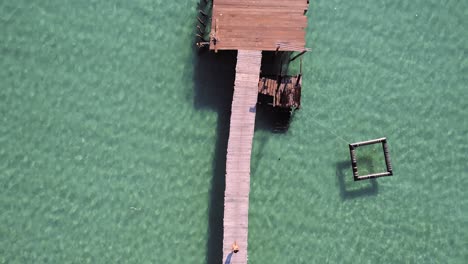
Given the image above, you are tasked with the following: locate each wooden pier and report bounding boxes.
[198,0,309,262]
[223,50,262,263]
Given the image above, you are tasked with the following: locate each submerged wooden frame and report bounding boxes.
[349,137,393,181]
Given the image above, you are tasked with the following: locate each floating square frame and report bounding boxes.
[349,137,393,181]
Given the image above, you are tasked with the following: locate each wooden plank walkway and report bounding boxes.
[210,0,309,51]
[223,50,262,264]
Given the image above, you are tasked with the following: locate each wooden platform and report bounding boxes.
[258,76,302,108]
[209,0,309,51]
[223,50,262,264]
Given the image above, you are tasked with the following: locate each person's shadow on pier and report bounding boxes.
[336,161,378,200]
[224,252,233,264]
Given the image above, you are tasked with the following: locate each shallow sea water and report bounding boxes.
[1,0,467,263]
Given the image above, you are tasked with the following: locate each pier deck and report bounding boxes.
[209,0,308,51]
[223,50,262,263]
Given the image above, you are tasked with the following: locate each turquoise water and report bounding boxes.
[1,0,467,263]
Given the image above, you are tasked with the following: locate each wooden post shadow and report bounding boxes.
[336,161,378,200]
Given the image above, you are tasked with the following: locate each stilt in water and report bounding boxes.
[196,42,210,49]
[199,9,208,17]
[197,16,206,27]
[289,50,307,62]
[195,33,205,41]
[197,25,204,34]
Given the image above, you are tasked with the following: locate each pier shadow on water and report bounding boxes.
[192,46,237,263]
[336,161,379,200]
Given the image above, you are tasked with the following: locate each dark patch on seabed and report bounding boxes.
[255,105,293,133]
[336,161,379,200]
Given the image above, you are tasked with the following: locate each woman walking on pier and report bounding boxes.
[232,241,239,253]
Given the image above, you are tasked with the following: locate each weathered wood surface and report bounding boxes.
[223,50,262,264]
[210,0,308,51]
[258,76,302,108]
